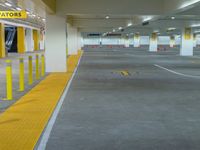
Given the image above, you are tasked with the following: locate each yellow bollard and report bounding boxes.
[28,56,33,85]
[41,54,45,77]
[4,60,13,100]
[19,58,24,91]
[35,54,40,80]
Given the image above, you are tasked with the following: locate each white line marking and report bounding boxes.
[37,56,83,150]
[154,64,200,79]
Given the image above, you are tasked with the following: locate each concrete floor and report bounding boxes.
[0,51,46,112]
[46,47,200,150]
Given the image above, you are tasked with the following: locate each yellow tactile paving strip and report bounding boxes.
[0,50,83,150]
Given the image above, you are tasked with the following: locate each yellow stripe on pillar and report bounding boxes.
[0,23,6,58]
[17,27,25,54]
[33,30,39,51]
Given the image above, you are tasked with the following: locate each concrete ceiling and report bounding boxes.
[0,0,46,28]
[1,0,200,35]
[55,0,200,36]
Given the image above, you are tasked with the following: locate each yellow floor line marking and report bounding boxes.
[112,70,130,76]
[0,50,83,150]
[120,70,130,76]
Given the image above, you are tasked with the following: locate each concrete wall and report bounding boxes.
[83,36,184,46]
[67,23,78,55]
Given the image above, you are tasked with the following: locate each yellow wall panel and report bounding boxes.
[0,23,5,58]
[17,27,25,54]
[33,30,39,51]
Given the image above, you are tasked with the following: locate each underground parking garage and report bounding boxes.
[1,0,200,150]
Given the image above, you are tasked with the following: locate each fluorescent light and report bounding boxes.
[171,16,175,20]
[168,27,176,31]
[153,30,159,33]
[105,15,110,19]
[42,18,46,21]
[191,24,200,27]
[143,16,152,22]
[16,7,22,11]
[127,23,132,27]
[118,27,122,30]
[180,0,200,9]
[113,29,116,32]
[5,2,12,7]
[0,3,5,6]
[194,30,200,33]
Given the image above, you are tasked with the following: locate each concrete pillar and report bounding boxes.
[0,23,6,58]
[40,30,45,50]
[77,32,82,50]
[67,23,78,55]
[125,37,130,48]
[17,27,26,54]
[180,28,193,56]
[193,34,197,48]
[149,33,158,52]
[170,36,175,48]
[26,28,34,52]
[45,14,67,72]
[134,33,140,47]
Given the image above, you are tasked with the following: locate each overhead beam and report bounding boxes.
[164,0,200,14]
[72,19,127,28]
[41,0,56,13]
[57,0,163,15]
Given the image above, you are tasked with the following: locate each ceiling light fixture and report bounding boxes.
[191,24,200,27]
[143,16,153,22]
[168,27,176,31]
[171,16,175,20]
[118,27,122,30]
[5,2,12,7]
[105,15,110,19]
[16,7,22,11]
[127,23,132,27]
[153,30,159,33]
[171,16,176,20]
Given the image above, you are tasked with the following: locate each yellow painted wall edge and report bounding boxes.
[33,29,40,51]
[17,27,25,54]
[0,23,5,58]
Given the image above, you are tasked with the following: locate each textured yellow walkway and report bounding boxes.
[0,50,83,150]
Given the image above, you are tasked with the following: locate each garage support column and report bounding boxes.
[180,28,193,56]
[45,14,67,72]
[67,23,78,55]
[17,27,26,54]
[149,33,158,52]
[124,37,130,48]
[170,36,175,48]
[0,23,5,58]
[193,34,197,48]
[134,33,140,47]
[77,32,82,50]
[26,28,34,52]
